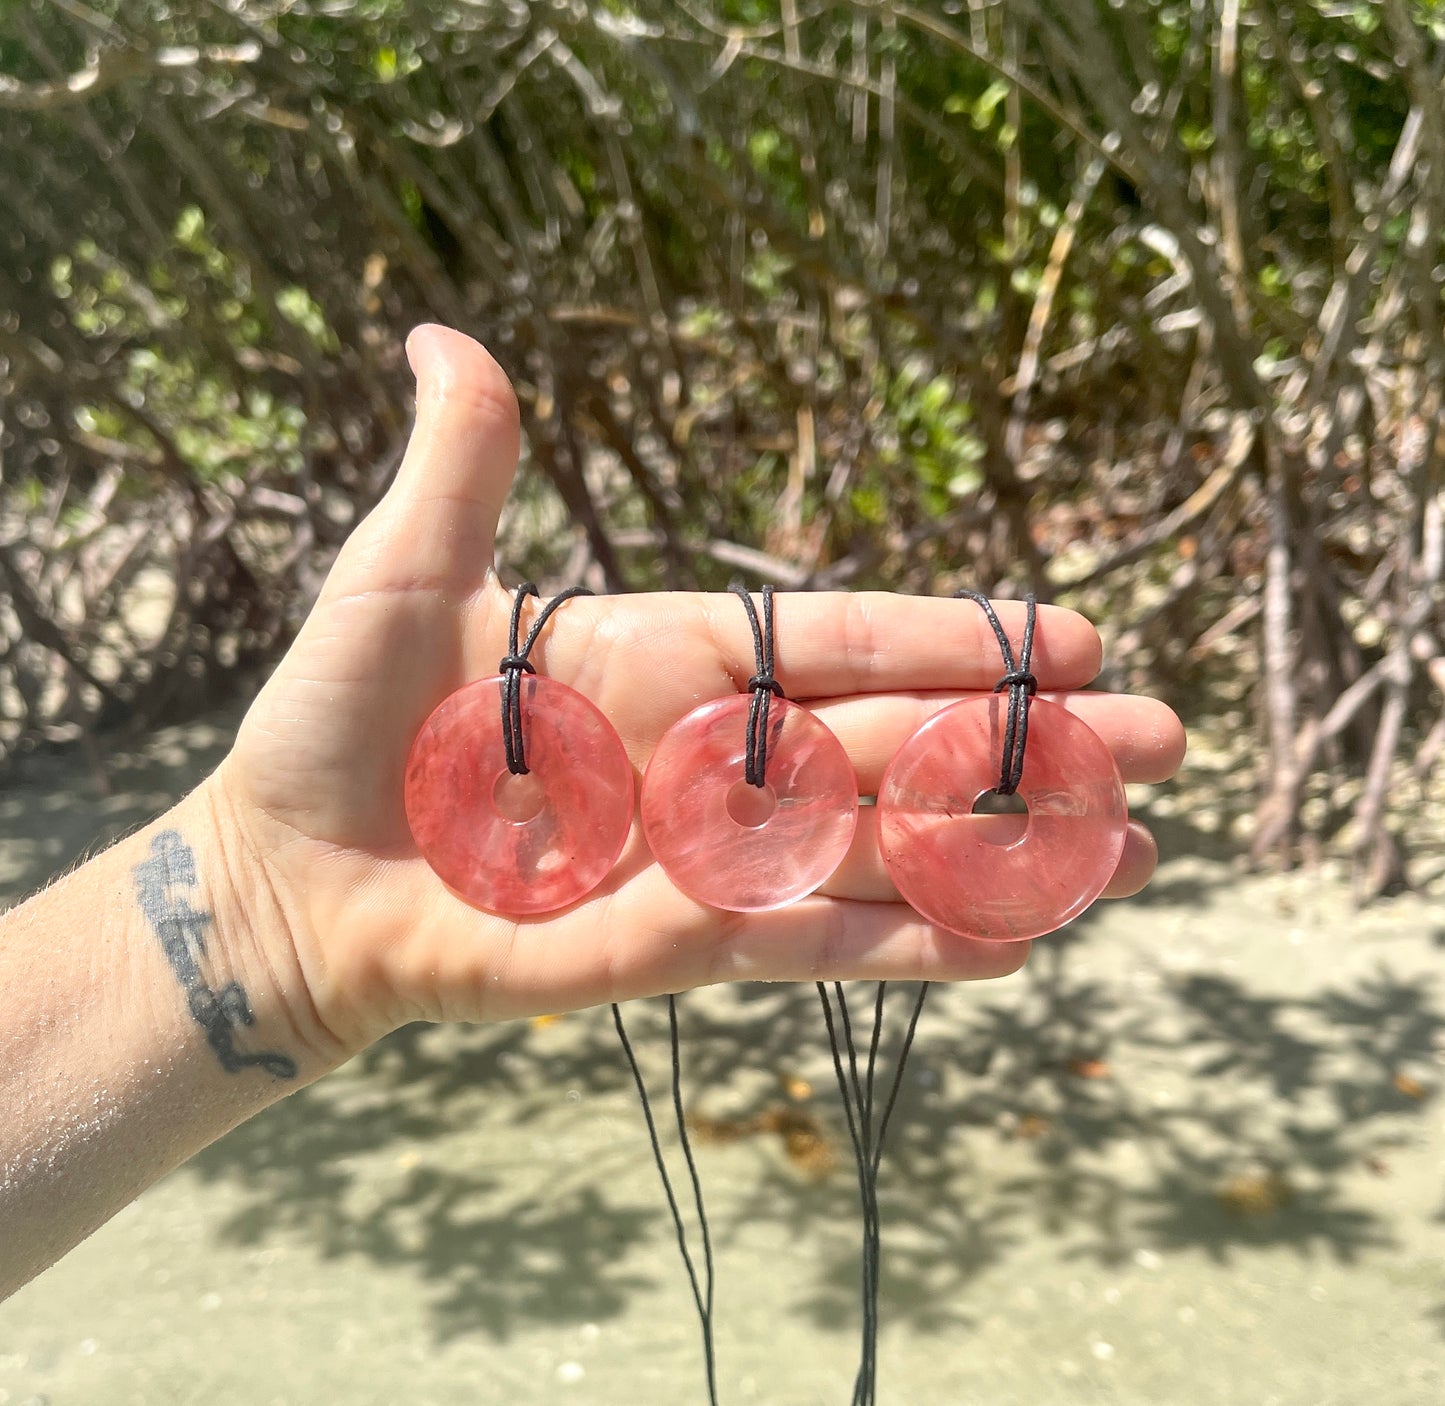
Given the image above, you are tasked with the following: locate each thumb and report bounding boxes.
[394,323,520,525]
[227,327,520,837]
[337,324,522,595]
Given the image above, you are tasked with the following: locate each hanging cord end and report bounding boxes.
[954,588,1038,796]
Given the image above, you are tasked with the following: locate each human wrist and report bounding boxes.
[0,778,340,1298]
[170,776,353,1079]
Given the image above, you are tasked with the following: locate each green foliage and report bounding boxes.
[876,361,983,517]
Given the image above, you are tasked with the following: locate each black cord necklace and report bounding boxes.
[822,589,1039,1404]
[616,587,1038,1403]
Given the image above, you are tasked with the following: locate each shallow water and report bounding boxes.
[2,707,1444,1404]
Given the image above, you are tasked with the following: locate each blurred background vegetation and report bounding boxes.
[2,0,1444,897]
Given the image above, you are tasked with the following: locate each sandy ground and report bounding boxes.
[2,700,1444,1405]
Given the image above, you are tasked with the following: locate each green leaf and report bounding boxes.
[973,78,1010,130]
[175,206,205,247]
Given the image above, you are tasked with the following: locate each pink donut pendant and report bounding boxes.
[642,694,858,912]
[878,696,1126,941]
[405,674,634,915]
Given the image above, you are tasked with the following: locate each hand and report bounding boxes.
[215,326,1185,1061]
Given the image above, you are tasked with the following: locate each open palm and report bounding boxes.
[218,326,1185,1058]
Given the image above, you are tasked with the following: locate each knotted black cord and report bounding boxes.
[611,1000,719,1406]
[820,591,1034,1404]
[499,583,593,775]
[952,589,1038,796]
[728,581,785,787]
[608,589,1035,1406]
[607,582,788,1405]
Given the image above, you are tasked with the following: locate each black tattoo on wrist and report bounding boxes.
[132,829,297,1081]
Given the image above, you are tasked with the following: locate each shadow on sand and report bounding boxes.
[4,722,1441,1348]
[184,905,1442,1345]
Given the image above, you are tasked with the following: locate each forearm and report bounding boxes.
[0,778,335,1299]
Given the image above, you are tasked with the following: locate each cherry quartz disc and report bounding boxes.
[404,675,634,916]
[878,696,1127,942]
[641,695,858,912]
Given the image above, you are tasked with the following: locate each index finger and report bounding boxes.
[538,591,1104,701]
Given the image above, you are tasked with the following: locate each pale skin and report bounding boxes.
[0,325,1186,1300]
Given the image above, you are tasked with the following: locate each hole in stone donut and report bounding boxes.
[726,779,778,828]
[970,789,1029,846]
[493,770,547,824]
